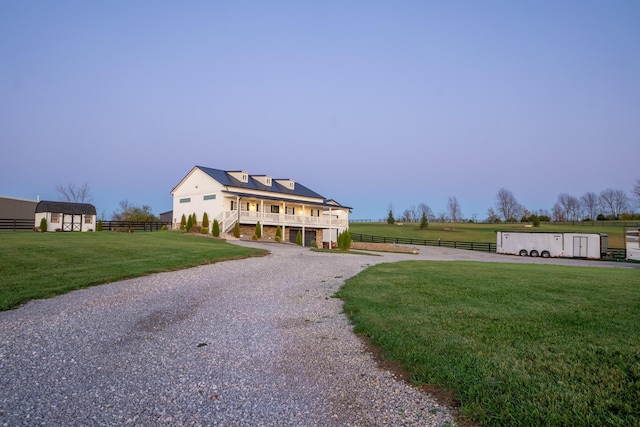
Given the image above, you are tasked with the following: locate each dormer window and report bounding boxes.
[228,171,249,183]
[254,175,273,187]
[275,179,295,190]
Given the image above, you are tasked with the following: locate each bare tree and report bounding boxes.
[580,192,600,220]
[447,196,462,223]
[56,182,92,203]
[400,208,412,222]
[552,202,566,222]
[486,207,500,223]
[112,200,158,221]
[633,179,640,208]
[495,188,523,221]
[599,189,629,219]
[556,193,582,221]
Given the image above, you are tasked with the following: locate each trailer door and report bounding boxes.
[573,236,588,257]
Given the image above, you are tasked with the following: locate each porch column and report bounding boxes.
[282,201,286,242]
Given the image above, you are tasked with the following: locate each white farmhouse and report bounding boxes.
[171,166,350,247]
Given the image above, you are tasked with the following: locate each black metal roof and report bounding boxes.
[196,166,326,199]
[35,201,97,215]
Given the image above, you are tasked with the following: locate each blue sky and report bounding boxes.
[1,1,638,220]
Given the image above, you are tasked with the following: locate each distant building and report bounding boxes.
[0,196,38,220]
[171,166,350,246]
[35,201,97,232]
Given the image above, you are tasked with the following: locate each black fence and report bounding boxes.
[0,218,34,230]
[99,221,170,231]
[351,232,628,261]
[0,219,170,232]
[351,232,496,252]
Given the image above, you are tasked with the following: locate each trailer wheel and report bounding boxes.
[530,250,539,257]
[519,249,528,256]
[541,251,550,258]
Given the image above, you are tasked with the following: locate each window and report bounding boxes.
[180,197,191,203]
[84,216,93,224]
[311,209,320,217]
[51,214,59,223]
[270,205,280,214]
[231,201,236,210]
[203,194,216,201]
[286,207,295,215]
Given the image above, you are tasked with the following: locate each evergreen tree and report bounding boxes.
[275,225,282,242]
[233,222,240,238]
[202,212,209,229]
[420,212,428,229]
[296,230,302,246]
[40,217,47,232]
[387,210,395,224]
[186,214,194,232]
[96,219,103,232]
[255,221,262,238]
[212,219,220,237]
[180,214,186,230]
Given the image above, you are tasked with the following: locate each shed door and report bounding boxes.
[63,214,82,231]
[573,237,588,257]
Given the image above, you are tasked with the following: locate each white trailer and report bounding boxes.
[626,228,640,261]
[496,231,607,259]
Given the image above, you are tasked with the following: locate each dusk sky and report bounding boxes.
[2,1,639,220]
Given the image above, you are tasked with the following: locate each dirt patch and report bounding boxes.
[351,242,419,254]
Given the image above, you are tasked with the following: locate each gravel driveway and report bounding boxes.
[0,242,634,426]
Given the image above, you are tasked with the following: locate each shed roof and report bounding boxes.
[35,201,97,215]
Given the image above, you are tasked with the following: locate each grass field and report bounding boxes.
[0,231,267,311]
[349,221,628,248]
[338,261,640,427]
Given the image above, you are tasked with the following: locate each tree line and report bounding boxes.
[388,179,640,224]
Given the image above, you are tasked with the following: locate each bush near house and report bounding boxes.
[337,229,352,251]
[180,214,186,230]
[212,219,220,237]
[202,212,209,229]
[275,225,282,241]
[233,222,240,238]
[39,217,47,232]
[255,221,262,238]
[296,230,302,246]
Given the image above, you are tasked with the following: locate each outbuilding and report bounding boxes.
[35,201,97,232]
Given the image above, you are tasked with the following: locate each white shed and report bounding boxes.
[35,201,97,232]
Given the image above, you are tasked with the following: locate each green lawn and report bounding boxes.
[349,221,627,248]
[0,231,267,311]
[338,261,640,427]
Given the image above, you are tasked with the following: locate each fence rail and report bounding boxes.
[350,232,628,261]
[351,233,496,252]
[0,218,34,230]
[99,221,170,231]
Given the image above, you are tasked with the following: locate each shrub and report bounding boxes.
[337,229,352,251]
[39,217,47,232]
[252,234,259,240]
[233,222,240,238]
[192,212,197,225]
[532,215,541,227]
[161,225,167,231]
[96,219,103,231]
[202,212,209,229]
[190,225,201,234]
[200,227,209,234]
[255,221,262,238]
[275,235,281,242]
[180,214,186,230]
[296,230,302,246]
[186,215,194,233]
[275,225,282,240]
[212,219,220,237]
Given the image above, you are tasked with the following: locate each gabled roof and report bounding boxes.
[191,166,327,199]
[35,201,97,215]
